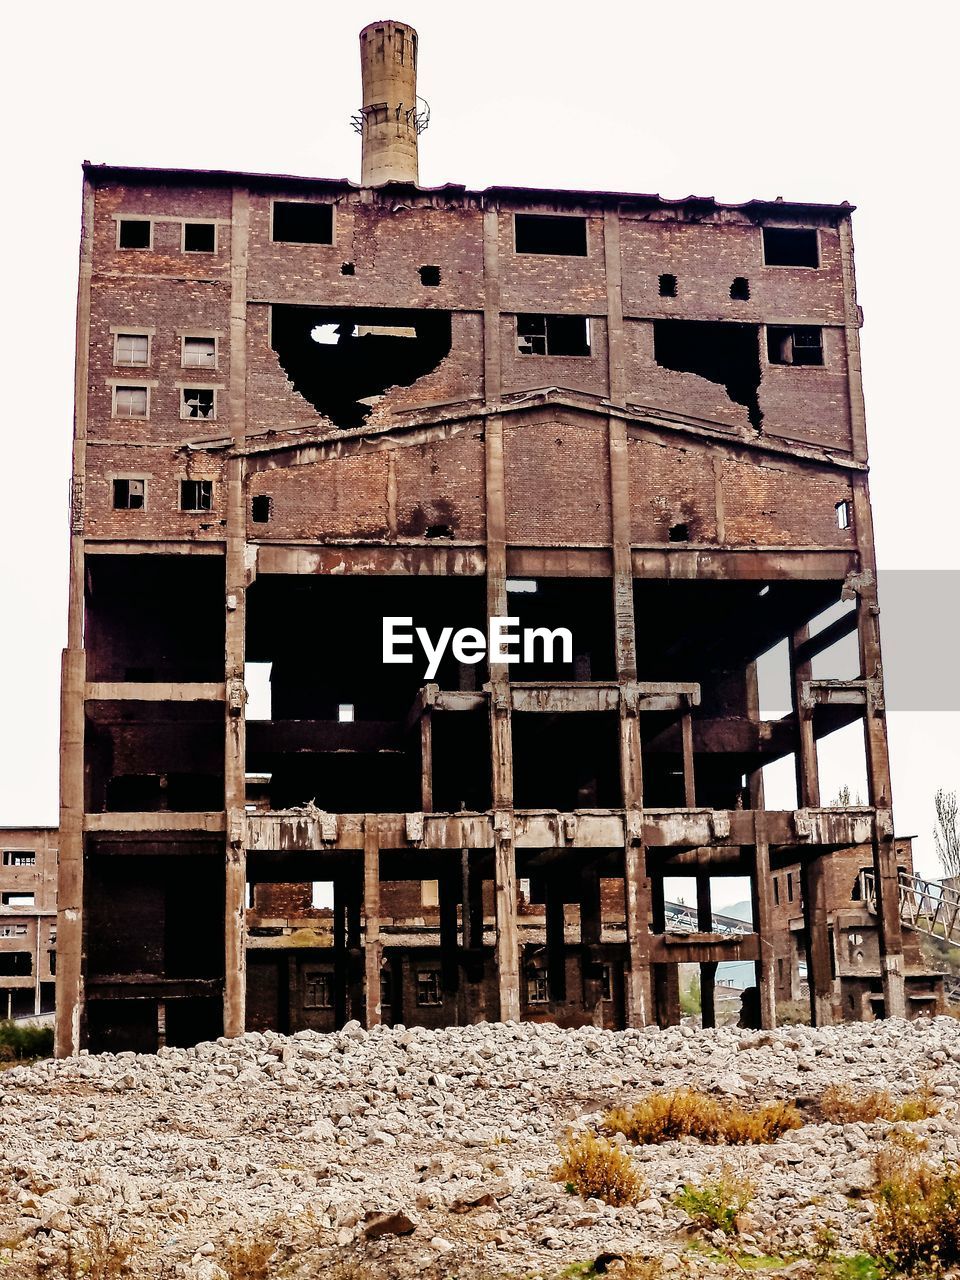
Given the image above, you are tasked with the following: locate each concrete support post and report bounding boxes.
[789,625,820,809]
[333,880,348,1027]
[696,872,716,1029]
[420,706,433,812]
[545,877,567,1002]
[363,818,381,1028]
[580,865,603,1021]
[55,648,86,1058]
[802,854,835,1025]
[751,832,778,1030]
[439,866,460,1000]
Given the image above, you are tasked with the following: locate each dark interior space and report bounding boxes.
[87,999,158,1055]
[653,319,763,429]
[514,213,588,256]
[762,226,819,268]
[512,712,620,809]
[271,304,452,428]
[85,555,225,682]
[501,578,615,681]
[430,711,491,811]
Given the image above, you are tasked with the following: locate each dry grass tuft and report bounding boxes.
[605,1088,802,1145]
[674,1168,755,1235]
[221,1236,280,1280]
[870,1139,960,1274]
[553,1130,646,1207]
[820,1082,940,1125]
[43,1228,135,1279]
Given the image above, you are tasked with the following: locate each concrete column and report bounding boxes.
[802,855,835,1025]
[439,866,460,999]
[751,832,777,1030]
[696,872,716,1029]
[580,866,603,1022]
[545,877,567,1003]
[333,880,348,1027]
[789,626,820,809]
[55,647,86,1057]
[363,818,381,1028]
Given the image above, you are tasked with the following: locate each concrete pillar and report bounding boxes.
[545,877,567,1003]
[580,866,603,1020]
[363,818,381,1028]
[439,866,460,1000]
[802,855,835,1025]
[696,873,716,1028]
[358,21,421,185]
[789,625,820,809]
[751,835,777,1030]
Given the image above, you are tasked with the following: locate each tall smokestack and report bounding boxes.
[356,20,426,186]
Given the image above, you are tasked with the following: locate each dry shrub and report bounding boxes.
[221,1237,278,1280]
[605,1088,801,1145]
[553,1130,646,1207]
[821,1083,940,1125]
[674,1167,754,1235]
[870,1140,960,1274]
[56,1228,133,1279]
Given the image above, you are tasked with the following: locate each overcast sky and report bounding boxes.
[0,1,956,891]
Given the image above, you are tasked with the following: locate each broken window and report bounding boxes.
[0,953,33,977]
[112,478,145,510]
[183,221,216,253]
[836,500,852,530]
[419,264,441,286]
[659,273,677,298]
[303,971,334,1009]
[117,218,151,249]
[0,923,28,937]
[767,325,823,366]
[251,495,272,524]
[114,386,148,418]
[180,479,213,512]
[527,973,549,1003]
[183,337,217,368]
[270,304,452,429]
[2,851,36,866]
[762,227,819,268]
[416,970,443,1006]
[514,213,588,256]
[653,320,763,429]
[517,314,591,357]
[272,201,334,245]
[181,387,216,419]
[730,277,750,300]
[115,333,150,366]
[1,892,35,907]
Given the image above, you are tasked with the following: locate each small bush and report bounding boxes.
[675,1168,754,1235]
[59,1227,133,1278]
[870,1144,960,1275]
[820,1083,939,1125]
[605,1089,802,1145]
[0,1018,54,1061]
[553,1130,646,1207]
[221,1237,278,1280]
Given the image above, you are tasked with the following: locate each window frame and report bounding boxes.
[111,476,147,511]
[415,969,443,1007]
[303,970,334,1009]
[113,329,153,367]
[180,335,219,371]
[270,198,336,246]
[115,217,154,251]
[761,226,820,269]
[181,220,218,254]
[177,384,220,421]
[110,381,153,420]
[513,212,589,257]
[2,850,36,866]
[516,313,592,358]
[765,324,825,368]
[179,478,215,513]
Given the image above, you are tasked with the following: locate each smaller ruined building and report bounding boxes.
[0,829,58,1021]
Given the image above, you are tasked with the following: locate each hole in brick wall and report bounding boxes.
[767,325,824,366]
[271,304,452,429]
[762,226,819,267]
[730,276,750,300]
[653,319,763,429]
[514,213,588,256]
[118,218,150,249]
[251,495,272,524]
[424,523,453,539]
[517,314,591,356]
[272,202,334,245]
[419,265,441,286]
[659,273,678,297]
[340,262,356,277]
[183,222,216,253]
[668,522,690,542]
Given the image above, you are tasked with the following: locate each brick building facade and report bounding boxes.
[0,828,58,1021]
[56,20,940,1055]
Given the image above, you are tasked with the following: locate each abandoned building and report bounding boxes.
[0,828,58,1022]
[55,20,943,1055]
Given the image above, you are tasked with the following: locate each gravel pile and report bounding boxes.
[3,1016,960,1277]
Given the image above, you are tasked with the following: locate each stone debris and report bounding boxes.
[1,1016,959,1276]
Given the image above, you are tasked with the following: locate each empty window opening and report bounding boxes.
[114,386,148,419]
[1,892,35,907]
[730,276,750,300]
[183,337,216,368]
[251,494,272,524]
[310,881,334,910]
[601,965,613,1001]
[272,201,334,245]
[112,478,145,510]
[245,662,272,720]
[836,500,852,530]
[424,523,453,539]
[181,388,216,419]
[421,879,439,908]
[506,578,538,594]
[527,973,549,1003]
[117,218,151,249]
[419,265,441,286]
[514,213,588,256]
[2,851,36,866]
[773,876,780,906]
[304,971,334,1008]
[49,950,56,974]
[659,273,678,298]
[767,325,823,366]
[340,262,355,275]
[416,969,443,1006]
[180,479,213,512]
[653,320,763,429]
[517,313,591,357]
[271,304,452,429]
[337,703,355,722]
[763,226,819,268]
[786,872,794,903]
[115,333,149,366]
[668,522,690,542]
[183,221,216,253]
[0,953,32,977]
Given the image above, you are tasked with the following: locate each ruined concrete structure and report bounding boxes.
[56,20,941,1055]
[1,828,58,1021]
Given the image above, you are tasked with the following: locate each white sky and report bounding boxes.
[0,1,957,895]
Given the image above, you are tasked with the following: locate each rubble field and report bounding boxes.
[3,1016,960,1278]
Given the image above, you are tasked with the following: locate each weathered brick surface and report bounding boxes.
[721,455,855,546]
[503,418,611,544]
[628,435,718,543]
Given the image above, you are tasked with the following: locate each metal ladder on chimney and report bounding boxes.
[859,868,960,1003]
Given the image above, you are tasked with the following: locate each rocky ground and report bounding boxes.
[3,1017,960,1278]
